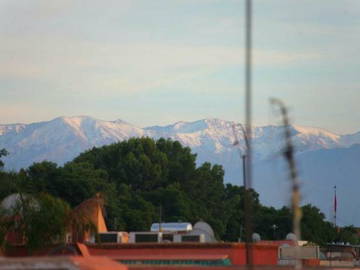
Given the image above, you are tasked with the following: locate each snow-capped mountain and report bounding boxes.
[0,116,358,172]
[147,119,346,154]
[0,116,144,170]
[0,123,26,136]
[1,116,360,225]
[340,131,360,146]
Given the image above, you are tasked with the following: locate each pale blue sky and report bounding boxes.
[1,0,359,134]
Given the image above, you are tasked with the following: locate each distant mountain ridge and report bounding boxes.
[1,115,359,172]
[1,116,360,225]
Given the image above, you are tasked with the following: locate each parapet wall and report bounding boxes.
[83,243,278,266]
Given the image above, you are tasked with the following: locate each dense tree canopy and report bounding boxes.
[0,192,70,252]
[0,138,358,246]
[0,148,8,170]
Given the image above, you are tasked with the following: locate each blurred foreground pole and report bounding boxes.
[271,98,302,269]
[244,0,253,266]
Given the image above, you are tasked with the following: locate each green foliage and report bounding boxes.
[0,171,19,201]
[0,207,11,248]
[0,193,70,252]
[24,161,113,207]
[222,184,243,241]
[22,193,71,251]
[222,184,262,241]
[0,138,351,245]
[142,183,193,223]
[336,226,360,244]
[0,148,9,170]
[73,138,197,191]
[254,206,292,240]
[253,204,338,245]
[71,138,226,234]
[301,204,336,245]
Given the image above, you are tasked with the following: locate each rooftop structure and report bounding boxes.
[150,223,192,232]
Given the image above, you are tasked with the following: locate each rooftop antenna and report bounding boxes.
[270,98,302,269]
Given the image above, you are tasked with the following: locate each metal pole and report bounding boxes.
[242,155,246,188]
[159,205,162,232]
[245,0,252,186]
[231,124,249,247]
[244,0,253,266]
[334,186,337,228]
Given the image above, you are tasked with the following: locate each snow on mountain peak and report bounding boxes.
[172,121,189,130]
[56,116,93,140]
[1,115,359,172]
[292,125,340,140]
[0,124,26,136]
[203,118,233,126]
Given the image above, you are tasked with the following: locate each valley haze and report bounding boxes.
[1,116,360,226]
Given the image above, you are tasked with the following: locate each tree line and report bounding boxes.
[0,138,358,250]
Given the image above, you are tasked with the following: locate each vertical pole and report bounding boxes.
[240,224,243,242]
[245,0,252,185]
[159,205,162,232]
[334,186,337,228]
[242,155,246,188]
[244,0,253,266]
[232,124,249,247]
[270,99,302,269]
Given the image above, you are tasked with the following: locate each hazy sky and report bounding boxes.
[1,0,359,134]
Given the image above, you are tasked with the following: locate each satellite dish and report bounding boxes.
[193,221,215,238]
[286,233,297,241]
[252,233,261,242]
[192,221,217,242]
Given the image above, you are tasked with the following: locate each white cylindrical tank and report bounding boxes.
[150,222,192,232]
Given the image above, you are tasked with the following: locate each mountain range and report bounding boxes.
[1,116,359,226]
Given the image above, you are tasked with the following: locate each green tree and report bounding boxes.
[0,193,70,252]
[70,138,199,232]
[336,226,359,244]
[301,204,336,245]
[1,137,347,244]
[222,184,243,241]
[25,161,112,207]
[121,193,156,231]
[254,206,291,240]
[73,138,197,192]
[24,193,70,251]
[0,172,18,201]
[180,163,227,238]
[0,148,8,170]
[0,207,11,249]
[222,184,261,241]
[22,162,59,193]
[143,183,193,223]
